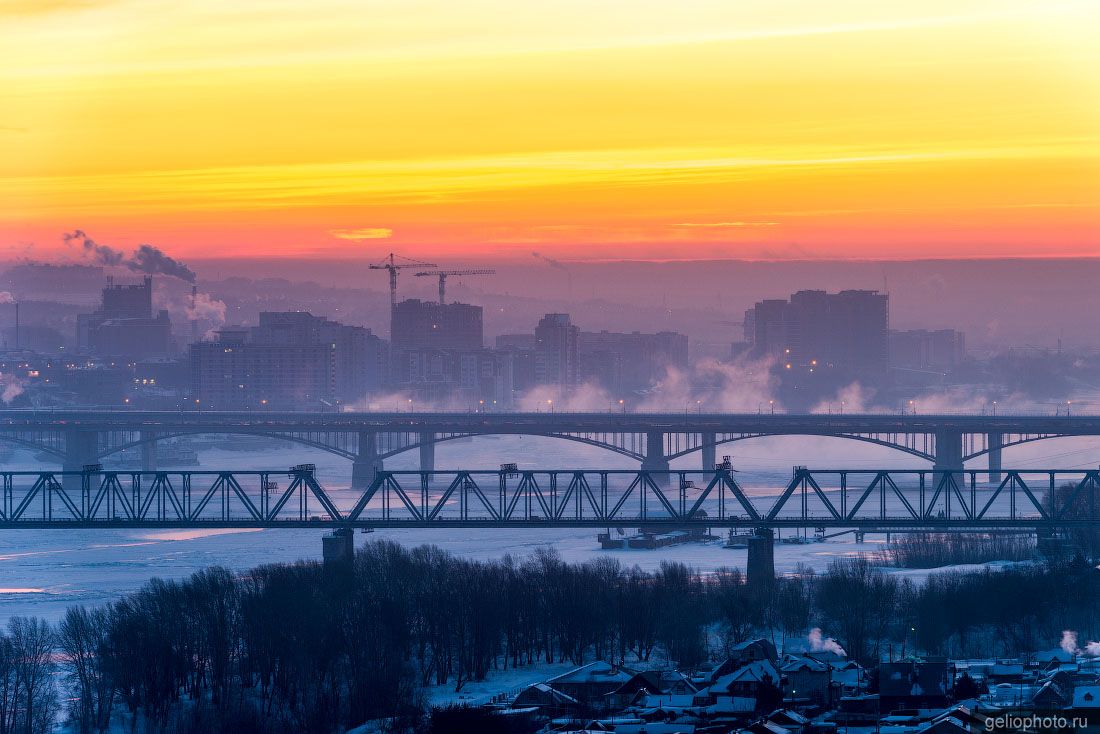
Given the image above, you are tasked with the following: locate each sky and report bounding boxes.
[2,0,1099,262]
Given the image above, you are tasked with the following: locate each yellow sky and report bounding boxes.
[2,0,1099,260]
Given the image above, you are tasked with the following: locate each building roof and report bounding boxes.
[549,661,635,687]
[1073,685,1100,709]
[711,661,781,694]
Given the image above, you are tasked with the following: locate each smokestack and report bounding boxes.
[190,285,198,345]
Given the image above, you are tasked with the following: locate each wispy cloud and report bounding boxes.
[328,227,393,241]
[671,221,779,228]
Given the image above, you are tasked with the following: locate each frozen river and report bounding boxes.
[2,430,1098,622]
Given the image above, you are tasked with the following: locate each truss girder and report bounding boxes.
[3,467,1100,529]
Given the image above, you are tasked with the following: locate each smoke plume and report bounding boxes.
[0,292,13,304]
[808,628,846,656]
[63,230,196,282]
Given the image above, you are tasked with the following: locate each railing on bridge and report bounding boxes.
[2,466,1100,529]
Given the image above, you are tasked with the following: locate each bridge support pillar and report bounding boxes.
[988,432,1003,484]
[933,429,964,477]
[322,528,355,579]
[701,432,716,470]
[63,429,98,493]
[641,430,670,487]
[419,432,435,473]
[747,527,775,591]
[140,431,158,472]
[352,431,382,489]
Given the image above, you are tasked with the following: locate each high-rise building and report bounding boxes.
[534,313,578,395]
[577,330,689,395]
[77,276,174,358]
[189,311,386,410]
[890,329,966,371]
[391,299,483,353]
[745,289,889,376]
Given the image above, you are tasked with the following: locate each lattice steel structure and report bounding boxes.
[3,466,1099,529]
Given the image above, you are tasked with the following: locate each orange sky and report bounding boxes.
[2,0,1099,261]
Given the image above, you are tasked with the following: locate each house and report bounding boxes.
[713,640,780,680]
[1071,684,1100,716]
[878,660,950,713]
[766,708,811,732]
[737,721,788,734]
[607,670,698,709]
[512,682,580,715]
[780,655,832,705]
[701,660,784,715]
[547,661,636,710]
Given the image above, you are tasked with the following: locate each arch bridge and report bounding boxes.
[0,410,1092,488]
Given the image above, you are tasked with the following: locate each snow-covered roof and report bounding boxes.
[549,661,635,686]
[705,696,757,715]
[1074,685,1100,709]
[712,660,780,691]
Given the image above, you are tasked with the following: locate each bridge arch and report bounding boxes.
[0,435,65,460]
[97,428,648,465]
[666,432,935,463]
[378,432,644,462]
[97,429,358,461]
[962,433,1073,462]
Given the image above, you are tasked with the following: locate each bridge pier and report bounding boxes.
[419,432,435,473]
[747,527,775,591]
[641,430,670,487]
[701,432,716,470]
[988,432,1003,483]
[140,431,158,472]
[352,431,383,489]
[933,429,964,477]
[63,429,98,493]
[322,528,355,579]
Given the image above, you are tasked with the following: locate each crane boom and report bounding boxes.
[369,253,437,308]
[414,269,495,304]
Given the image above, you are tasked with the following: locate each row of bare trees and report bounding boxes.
[4,541,1099,733]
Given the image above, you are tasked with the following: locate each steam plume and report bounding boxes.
[808,628,846,656]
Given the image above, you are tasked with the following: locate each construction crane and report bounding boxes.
[369,253,437,308]
[414,269,495,304]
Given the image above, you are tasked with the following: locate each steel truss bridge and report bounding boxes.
[3,466,1099,530]
[3,410,1100,487]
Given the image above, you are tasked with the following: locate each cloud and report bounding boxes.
[329,228,393,241]
[670,221,779,228]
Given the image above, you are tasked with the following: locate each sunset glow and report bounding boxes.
[3,0,1099,260]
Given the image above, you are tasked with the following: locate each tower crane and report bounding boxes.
[414,269,495,304]
[369,253,437,308]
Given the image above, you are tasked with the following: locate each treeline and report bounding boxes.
[876,532,1035,568]
[2,543,1100,733]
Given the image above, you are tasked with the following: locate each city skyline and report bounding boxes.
[3,0,1099,261]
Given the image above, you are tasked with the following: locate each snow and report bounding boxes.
[423,661,580,707]
[0,431,1076,623]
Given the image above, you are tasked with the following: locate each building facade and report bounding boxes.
[189,311,386,410]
